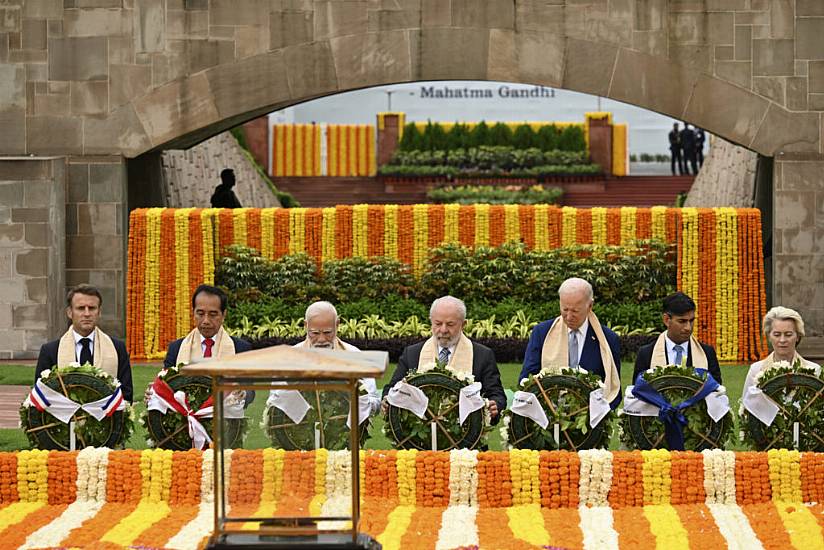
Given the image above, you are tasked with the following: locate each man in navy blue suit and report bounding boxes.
[163,284,253,405]
[519,278,622,407]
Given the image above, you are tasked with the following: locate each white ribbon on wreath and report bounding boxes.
[25,379,126,424]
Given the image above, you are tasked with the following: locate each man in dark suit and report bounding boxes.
[163,284,253,405]
[382,296,506,423]
[36,284,133,402]
[519,277,622,407]
[632,291,722,384]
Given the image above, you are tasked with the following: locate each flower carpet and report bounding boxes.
[0,448,821,549]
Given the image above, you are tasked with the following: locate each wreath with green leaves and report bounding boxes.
[20,363,134,450]
[385,364,490,450]
[263,383,371,450]
[619,364,732,451]
[740,359,824,451]
[503,368,613,450]
[141,365,248,450]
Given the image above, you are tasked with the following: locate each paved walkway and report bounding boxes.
[0,386,30,429]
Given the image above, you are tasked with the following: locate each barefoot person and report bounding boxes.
[35,284,133,402]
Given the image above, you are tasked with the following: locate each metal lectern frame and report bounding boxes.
[181,345,387,547]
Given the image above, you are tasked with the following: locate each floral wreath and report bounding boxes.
[619,364,732,451]
[263,381,372,450]
[502,366,613,451]
[740,359,824,451]
[20,362,135,450]
[385,362,491,451]
[140,364,248,450]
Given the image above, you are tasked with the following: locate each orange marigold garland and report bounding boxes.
[0,452,18,503]
[106,450,143,504]
[335,206,354,260]
[636,207,652,240]
[246,208,262,253]
[397,206,415,266]
[158,210,177,350]
[274,209,290,258]
[47,451,78,505]
[800,452,824,504]
[218,209,234,254]
[305,209,323,262]
[476,451,511,508]
[458,205,475,247]
[669,451,705,505]
[489,205,506,247]
[428,204,445,249]
[547,206,562,249]
[608,450,644,508]
[577,208,593,244]
[539,450,580,509]
[735,452,771,505]
[606,208,621,245]
[367,205,385,257]
[126,210,146,360]
[519,205,535,248]
[415,451,450,508]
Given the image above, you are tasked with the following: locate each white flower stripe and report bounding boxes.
[435,505,478,550]
[578,505,619,550]
[707,503,764,550]
[20,500,104,549]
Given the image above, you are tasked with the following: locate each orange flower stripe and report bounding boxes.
[127,207,766,362]
[415,451,450,507]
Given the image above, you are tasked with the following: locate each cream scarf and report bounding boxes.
[753,351,811,377]
[540,313,620,402]
[650,332,708,370]
[56,327,119,378]
[173,326,236,365]
[417,333,474,374]
[293,337,359,352]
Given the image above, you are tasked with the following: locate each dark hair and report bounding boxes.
[192,284,228,312]
[663,291,696,316]
[66,284,103,308]
[220,168,235,183]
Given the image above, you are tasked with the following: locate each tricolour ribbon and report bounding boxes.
[630,368,724,451]
[27,379,126,424]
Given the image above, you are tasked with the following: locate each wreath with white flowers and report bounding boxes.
[263,382,371,450]
[740,359,824,451]
[20,363,134,450]
[385,363,490,451]
[503,367,613,451]
[620,364,732,451]
[141,365,248,450]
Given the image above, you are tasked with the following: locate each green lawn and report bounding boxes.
[1,362,749,452]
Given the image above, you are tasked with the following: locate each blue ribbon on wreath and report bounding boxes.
[631,368,720,451]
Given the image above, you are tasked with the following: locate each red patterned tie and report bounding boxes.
[204,337,214,358]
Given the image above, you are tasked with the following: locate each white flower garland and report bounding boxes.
[499,414,512,450]
[201,448,214,503]
[325,450,352,499]
[578,449,613,507]
[707,503,764,550]
[435,505,479,550]
[165,501,214,550]
[448,449,478,507]
[578,505,620,550]
[75,447,109,502]
[20,500,103,549]
[702,449,736,504]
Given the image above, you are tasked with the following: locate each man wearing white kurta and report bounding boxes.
[267,301,382,417]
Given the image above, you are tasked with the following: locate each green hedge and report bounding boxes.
[399,122,586,152]
[427,185,563,205]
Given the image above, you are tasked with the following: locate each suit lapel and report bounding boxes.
[578,325,598,374]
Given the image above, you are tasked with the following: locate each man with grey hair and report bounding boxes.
[285,301,381,416]
[520,277,622,407]
[383,296,506,422]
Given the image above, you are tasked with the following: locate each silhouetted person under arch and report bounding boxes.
[211,168,242,208]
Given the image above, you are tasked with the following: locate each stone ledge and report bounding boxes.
[798,336,824,361]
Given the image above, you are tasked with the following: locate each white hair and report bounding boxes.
[305,301,338,323]
[762,306,805,342]
[558,277,594,302]
[430,295,466,321]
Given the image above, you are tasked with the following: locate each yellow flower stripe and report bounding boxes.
[174,209,191,337]
[651,206,668,241]
[504,204,520,243]
[232,208,248,246]
[396,449,417,505]
[561,206,577,246]
[533,204,549,251]
[260,208,275,259]
[140,448,173,503]
[775,501,824,550]
[509,449,541,505]
[642,449,672,505]
[507,503,551,546]
[680,208,699,300]
[612,123,628,176]
[768,449,802,503]
[716,208,739,361]
[620,206,637,245]
[144,208,163,358]
[412,204,429,275]
[642,504,690,550]
[367,126,377,176]
[321,207,336,262]
[309,448,329,517]
[383,205,399,260]
[0,502,45,528]
[100,501,171,545]
[16,449,49,502]
[289,208,306,254]
[241,449,285,530]
[200,208,217,284]
[475,204,490,246]
[591,207,607,245]
[376,505,415,550]
[353,204,369,258]
[444,204,460,243]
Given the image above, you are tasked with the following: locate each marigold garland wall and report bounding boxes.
[126,206,768,361]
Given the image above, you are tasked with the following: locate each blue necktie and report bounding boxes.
[438,347,450,365]
[673,344,684,366]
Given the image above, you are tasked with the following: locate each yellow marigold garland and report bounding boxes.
[309,449,328,516]
[642,504,689,550]
[200,209,217,284]
[444,204,460,243]
[383,205,399,261]
[504,204,520,243]
[396,449,417,506]
[16,449,48,503]
[651,206,668,241]
[715,208,739,361]
[591,207,607,245]
[561,206,577,247]
[232,208,248,247]
[320,207,336,262]
[352,204,369,258]
[173,209,192,337]
[260,208,275,259]
[412,204,429,275]
[680,208,699,301]
[767,449,802,503]
[620,206,637,246]
[509,449,541,506]
[474,204,490,246]
[642,449,672,505]
[289,208,306,254]
[533,204,549,250]
[144,208,163,358]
